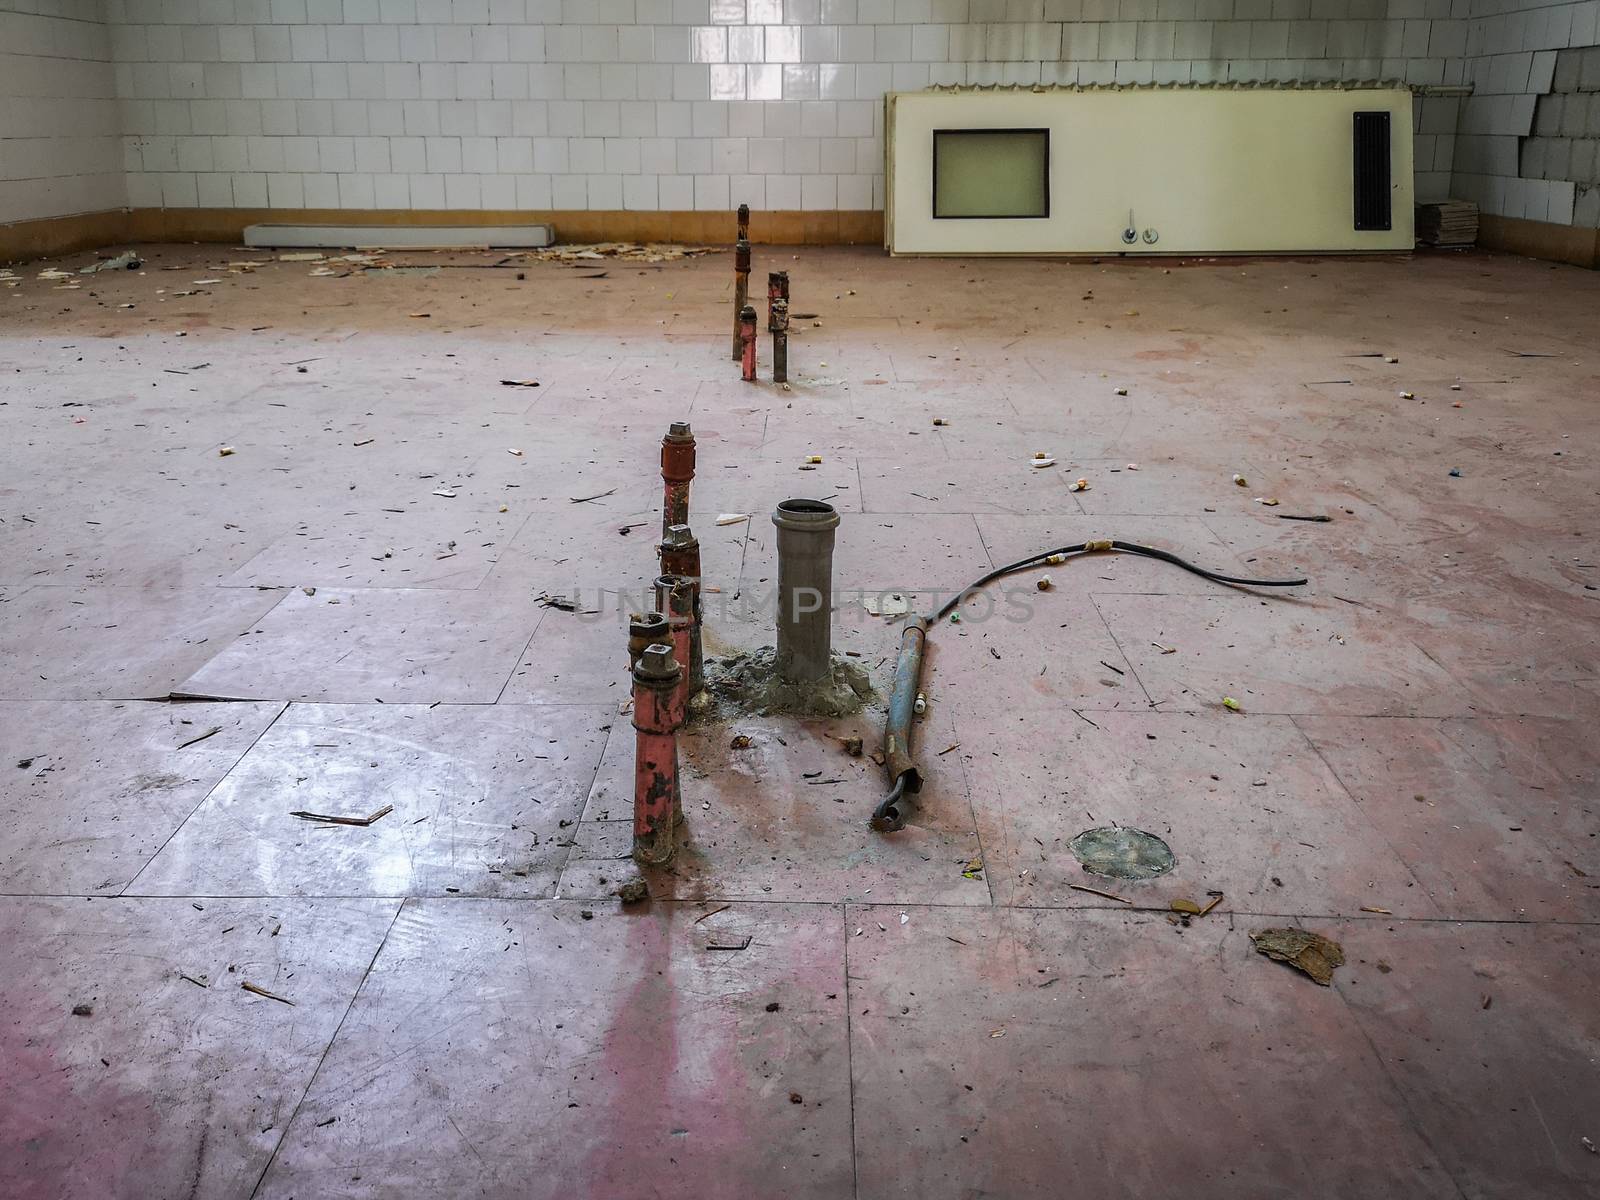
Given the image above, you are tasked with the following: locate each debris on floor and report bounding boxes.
[615,878,649,905]
[1068,827,1176,881]
[862,591,910,617]
[240,981,296,1005]
[80,251,142,274]
[289,805,394,827]
[527,243,716,263]
[1250,928,1346,986]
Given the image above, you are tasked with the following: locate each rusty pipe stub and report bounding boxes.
[737,203,749,240]
[628,610,670,673]
[659,524,701,581]
[631,642,682,865]
[731,240,752,361]
[660,525,704,695]
[772,498,840,685]
[654,573,695,718]
[739,304,759,382]
[661,421,695,536]
[771,300,789,384]
[661,421,695,481]
[766,271,789,330]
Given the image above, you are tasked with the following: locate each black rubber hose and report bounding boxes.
[932,539,1306,622]
[877,541,1308,833]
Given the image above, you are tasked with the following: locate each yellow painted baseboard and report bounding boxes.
[1,207,886,262]
[9,206,1592,269]
[0,209,132,262]
[1477,213,1599,269]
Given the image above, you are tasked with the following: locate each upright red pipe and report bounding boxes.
[731,237,752,361]
[660,421,695,539]
[766,270,789,330]
[655,574,694,728]
[739,304,758,382]
[631,642,682,865]
[660,525,704,697]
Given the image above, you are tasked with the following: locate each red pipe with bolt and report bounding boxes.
[660,524,704,697]
[660,421,695,538]
[631,642,682,865]
[654,574,695,726]
[628,610,670,673]
[739,304,758,382]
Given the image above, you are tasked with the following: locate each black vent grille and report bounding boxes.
[1352,111,1392,232]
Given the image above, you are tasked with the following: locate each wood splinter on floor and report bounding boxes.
[241,981,295,1005]
[289,804,394,826]
[1068,883,1132,904]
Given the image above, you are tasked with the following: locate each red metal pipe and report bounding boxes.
[654,574,694,726]
[660,525,703,696]
[731,237,751,361]
[739,304,758,382]
[628,610,669,673]
[771,298,788,384]
[660,421,695,538]
[631,642,682,865]
[766,270,788,331]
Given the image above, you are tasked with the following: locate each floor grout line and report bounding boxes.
[116,700,292,899]
[841,902,861,1200]
[247,901,406,1200]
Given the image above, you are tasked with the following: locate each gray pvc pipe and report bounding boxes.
[772,498,839,683]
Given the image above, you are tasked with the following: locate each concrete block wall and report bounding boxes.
[1454,0,1600,225]
[104,0,1474,218]
[0,0,126,225]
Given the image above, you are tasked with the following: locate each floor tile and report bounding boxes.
[0,895,399,1200]
[961,709,1433,915]
[1098,592,1470,717]
[0,700,283,895]
[130,703,610,899]
[254,899,854,1200]
[846,905,1458,1200]
[1296,716,1600,920]
[1332,919,1600,1200]
[174,587,538,704]
[224,505,532,590]
[0,585,286,701]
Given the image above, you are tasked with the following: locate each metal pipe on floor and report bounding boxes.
[631,642,682,865]
[871,616,928,832]
[731,237,752,361]
[737,202,749,243]
[739,304,758,382]
[771,498,839,684]
[660,524,704,696]
[628,610,670,673]
[660,421,695,538]
[771,297,788,384]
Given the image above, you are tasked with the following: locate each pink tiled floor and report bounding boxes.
[2,243,1597,1198]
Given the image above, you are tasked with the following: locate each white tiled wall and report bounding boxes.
[15,0,1594,232]
[105,0,1475,217]
[0,0,126,225]
[1453,0,1600,225]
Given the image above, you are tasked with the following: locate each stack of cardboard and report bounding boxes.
[1415,199,1479,248]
